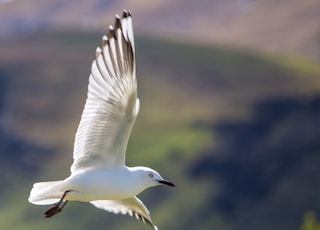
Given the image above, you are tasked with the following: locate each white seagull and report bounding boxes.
[28,9,174,230]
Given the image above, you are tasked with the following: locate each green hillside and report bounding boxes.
[0,31,320,230]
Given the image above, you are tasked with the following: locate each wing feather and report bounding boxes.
[71,10,138,173]
[90,197,158,230]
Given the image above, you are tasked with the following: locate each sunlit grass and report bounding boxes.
[128,124,213,166]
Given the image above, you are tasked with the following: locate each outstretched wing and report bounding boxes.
[71,10,139,173]
[90,197,158,230]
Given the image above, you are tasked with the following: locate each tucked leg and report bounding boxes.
[44,190,70,218]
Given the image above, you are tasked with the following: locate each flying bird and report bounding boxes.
[28,9,175,230]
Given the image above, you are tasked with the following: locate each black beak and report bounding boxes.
[157,180,175,187]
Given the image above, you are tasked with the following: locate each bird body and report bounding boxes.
[28,10,174,230]
[30,167,160,203]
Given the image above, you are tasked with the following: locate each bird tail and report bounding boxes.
[28,180,64,205]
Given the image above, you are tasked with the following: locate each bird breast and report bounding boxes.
[64,168,144,201]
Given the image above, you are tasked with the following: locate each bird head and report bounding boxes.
[134,167,175,188]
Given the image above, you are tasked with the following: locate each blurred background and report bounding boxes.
[0,0,320,229]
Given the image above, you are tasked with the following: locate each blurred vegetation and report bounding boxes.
[301,212,320,230]
[0,31,319,230]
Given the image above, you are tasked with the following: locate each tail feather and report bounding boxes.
[28,180,64,205]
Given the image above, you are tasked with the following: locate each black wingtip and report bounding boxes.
[114,15,121,30]
[122,9,131,18]
[108,26,115,39]
[101,35,108,47]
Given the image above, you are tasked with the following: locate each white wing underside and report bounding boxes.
[90,197,158,230]
[71,11,139,173]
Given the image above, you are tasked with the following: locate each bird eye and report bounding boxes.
[148,173,154,178]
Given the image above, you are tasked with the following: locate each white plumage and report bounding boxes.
[28,10,174,230]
